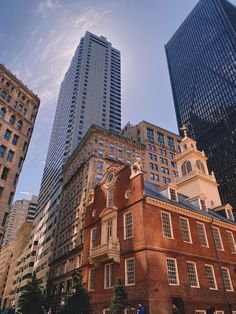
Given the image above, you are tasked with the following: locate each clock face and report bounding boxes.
[107,172,114,184]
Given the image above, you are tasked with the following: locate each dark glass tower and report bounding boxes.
[165,0,236,208]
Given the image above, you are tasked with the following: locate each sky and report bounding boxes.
[1,0,235,201]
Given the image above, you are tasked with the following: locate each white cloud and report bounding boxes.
[74,8,111,31]
[20,191,32,199]
[36,0,62,14]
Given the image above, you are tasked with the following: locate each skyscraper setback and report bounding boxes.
[32,32,121,287]
[165,0,236,208]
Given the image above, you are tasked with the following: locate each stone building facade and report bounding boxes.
[122,121,182,185]
[81,134,236,314]
[0,64,40,245]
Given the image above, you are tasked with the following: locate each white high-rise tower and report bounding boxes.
[32,32,121,287]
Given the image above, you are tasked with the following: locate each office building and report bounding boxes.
[165,0,236,208]
[0,64,40,245]
[82,133,236,314]
[32,32,121,288]
[1,196,37,247]
[122,121,182,185]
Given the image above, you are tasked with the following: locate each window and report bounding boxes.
[1,90,6,99]
[1,167,9,180]
[157,132,164,146]
[8,192,14,205]
[195,311,206,314]
[125,258,135,285]
[161,211,173,239]
[6,150,14,162]
[97,161,103,171]
[88,268,96,290]
[106,220,113,242]
[169,188,177,201]
[104,263,114,288]
[98,151,104,158]
[0,107,6,118]
[13,174,19,187]
[9,115,15,125]
[16,120,22,130]
[147,128,154,143]
[225,208,234,221]
[197,222,209,247]
[167,137,174,150]
[12,135,19,145]
[226,231,236,253]
[166,258,179,285]
[221,267,233,291]
[187,261,199,287]
[0,145,6,157]
[200,199,207,210]
[180,217,192,243]
[124,212,133,239]
[181,161,192,176]
[4,129,11,140]
[107,189,114,207]
[212,227,224,251]
[196,160,205,173]
[205,265,217,289]
[90,228,97,249]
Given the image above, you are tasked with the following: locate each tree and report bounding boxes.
[18,272,45,314]
[110,279,129,314]
[59,272,92,314]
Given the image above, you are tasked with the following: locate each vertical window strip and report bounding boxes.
[161,211,173,239]
[125,258,135,285]
[107,188,114,207]
[205,265,217,290]
[212,227,224,251]
[221,267,233,291]
[90,228,97,249]
[88,268,96,290]
[166,258,179,285]
[124,212,133,239]
[104,263,114,288]
[226,231,236,253]
[187,261,199,287]
[197,222,209,247]
[180,217,192,243]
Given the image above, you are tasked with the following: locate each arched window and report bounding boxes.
[9,115,15,125]
[17,120,23,130]
[0,107,6,118]
[196,160,205,174]
[183,144,187,151]
[181,161,192,176]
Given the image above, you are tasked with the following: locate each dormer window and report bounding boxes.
[226,208,234,221]
[199,199,207,211]
[169,188,177,201]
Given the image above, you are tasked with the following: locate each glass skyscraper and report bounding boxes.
[165,0,236,208]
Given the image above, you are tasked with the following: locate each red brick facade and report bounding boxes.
[83,165,236,314]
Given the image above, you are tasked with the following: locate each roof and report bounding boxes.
[144,181,236,226]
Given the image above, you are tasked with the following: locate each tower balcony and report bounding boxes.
[89,239,120,265]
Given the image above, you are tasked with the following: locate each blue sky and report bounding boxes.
[1,0,235,200]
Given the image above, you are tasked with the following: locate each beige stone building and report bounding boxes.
[47,125,145,304]
[0,242,15,303]
[122,121,182,185]
[0,64,40,245]
[1,222,32,309]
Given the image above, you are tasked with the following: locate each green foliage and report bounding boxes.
[110,279,129,314]
[18,272,45,314]
[59,273,92,314]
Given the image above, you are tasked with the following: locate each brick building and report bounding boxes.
[82,133,236,314]
[0,64,40,245]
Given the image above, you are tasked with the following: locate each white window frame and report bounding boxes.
[212,226,224,251]
[161,211,174,239]
[195,311,206,314]
[226,230,236,254]
[216,311,224,314]
[187,261,200,288]
[180,217,192,243]
[166,257,179,286]
[205,264,218,290]
[90,227,97,249]
[88,268,96,291]
[107,188,114,208]
[125,258,135,286]
[226,208,234,221]
[221,267,234,291]
[197,222,209,247]
[124,212,133,240]
[104,263,114,289]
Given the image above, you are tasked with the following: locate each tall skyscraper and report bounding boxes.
[165,0,236,208]
[0,64,40,245]
[32,32,121,288]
